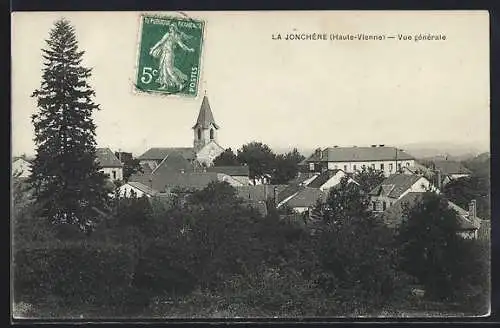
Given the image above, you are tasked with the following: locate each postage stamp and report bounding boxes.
[135,14,204,97]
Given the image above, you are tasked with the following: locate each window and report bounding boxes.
[380,163,384,170]
[406,162,410,167]
[398,163,402,171]
[197,128,202,140]
[371,163,375,169]
[210,128,214,140]
[112,171,116,180]
[362,164,366,170]
[309,163,315,171]
[389,163,393,171]
[353,165,357,171]
[344,165,348,171]
[372,202,376,211]
[383,201,387,211]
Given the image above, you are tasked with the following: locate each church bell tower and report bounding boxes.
[192,95,219,153]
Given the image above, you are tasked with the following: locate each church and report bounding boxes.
[137,95,225,169]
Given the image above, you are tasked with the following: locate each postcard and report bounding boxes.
[11,11,490,321]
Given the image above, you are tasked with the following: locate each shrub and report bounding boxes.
[13,240,138,310]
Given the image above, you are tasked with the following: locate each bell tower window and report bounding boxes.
[210,128,214,140]
[197,128,201,140]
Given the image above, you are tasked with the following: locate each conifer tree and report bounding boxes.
[29,18,108,231]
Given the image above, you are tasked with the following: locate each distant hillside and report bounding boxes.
[397,142,488,162]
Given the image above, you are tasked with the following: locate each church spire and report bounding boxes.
[192,95,219,130]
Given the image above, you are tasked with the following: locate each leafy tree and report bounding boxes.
[29,18,108,231]
[313,176,408,313]
[213,148,240,166]
[353,167,386,194]
[395,192,470,301]
[115,151,142,182]
[271,148,305,184]
[237,142,276,183]
[315,176,368,225]
[442,177,490,220]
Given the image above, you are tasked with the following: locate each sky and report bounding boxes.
[11,11,490,157]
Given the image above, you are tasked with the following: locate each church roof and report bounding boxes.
[192,96,219,130]
[138,147,196,161]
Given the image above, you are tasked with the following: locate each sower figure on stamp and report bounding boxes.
[149,23,195,90]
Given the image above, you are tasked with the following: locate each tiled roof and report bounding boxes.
[431,160,472,175]
[96,148,123,167]
[207,165,249,176]
[283,187,327,208]
[152,152,195,174]
[276,184,302,204]
[161,172,220,192]
[192,96,219,130]
[369,174,424,199]
[307,169,343,188]
[138,147,196,161]
[126,181,158,196]
[305,146,414,163]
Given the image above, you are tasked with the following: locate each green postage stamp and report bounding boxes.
[135,14,204,97]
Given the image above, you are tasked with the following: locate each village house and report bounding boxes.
[306,169,359,192]
[381,192,483,239]
[430,159,472,187]
[138,95,225,170]
[96,147,124,181]
[368,174,435,212]
[301,145,415,177]
[12,156,33,178]
[276,185,327,215]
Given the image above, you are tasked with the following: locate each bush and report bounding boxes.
[13,240,138,310]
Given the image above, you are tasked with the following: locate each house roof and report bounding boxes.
[206,165,249,176]
[126,181,158,196]
[305,146,414,163]
[307,169,343,188]
[431,160,472,175]
[138,147,196,161]
[276,184,302,204]
[383,192,481,230]
[96,148,123,167]
[192,96,219,130]
[282,187,327,209]
[152,152,195,175]
[369,174,425,199]
[288,172,318,186]
[159,172,221,192]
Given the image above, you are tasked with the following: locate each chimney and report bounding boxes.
[468,200,477,220]
[379,144,385,147]
[334,145,339,148]
[371,145,377,147]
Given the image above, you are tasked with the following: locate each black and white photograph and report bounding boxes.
[11,11,491,320]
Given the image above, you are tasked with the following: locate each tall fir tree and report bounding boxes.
[29,18,108,231]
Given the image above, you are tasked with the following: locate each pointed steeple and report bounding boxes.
[192,95,219,130]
